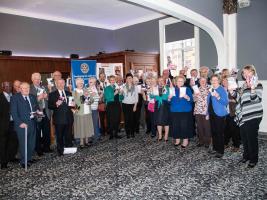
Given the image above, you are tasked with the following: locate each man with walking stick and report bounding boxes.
[11,82,39,169]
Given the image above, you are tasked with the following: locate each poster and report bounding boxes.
[71,60,96,89]
[96,63,123,79]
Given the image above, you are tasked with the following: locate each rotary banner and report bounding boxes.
[71,60,97,88]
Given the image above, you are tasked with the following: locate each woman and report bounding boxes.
[193,77,211,148]
[150,76,170,142]
[121,73,138,138]
[88,77,101,142]
[222,77,240,152]
[72,78,94,148]
[170,75,194,147]
[230,65,263,168]
[133,76,144,134]
[104,75,123,140]
[147,77,158,138]
[207,74,229,158]
[142,77,152,134]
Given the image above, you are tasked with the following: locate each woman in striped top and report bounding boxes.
[230,65,263,168]
[88,77,101,142]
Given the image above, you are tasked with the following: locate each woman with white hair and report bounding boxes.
[72,78,94,148]
[230,65,263,168]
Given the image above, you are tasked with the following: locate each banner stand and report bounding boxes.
[25,127,28,172]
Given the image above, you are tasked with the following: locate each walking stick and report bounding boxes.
[25,126,28,172]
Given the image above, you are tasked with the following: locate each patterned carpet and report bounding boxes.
[0,132,266,200]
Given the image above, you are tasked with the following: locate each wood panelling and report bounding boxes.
[0,56,71,84]
[87,51,159,76]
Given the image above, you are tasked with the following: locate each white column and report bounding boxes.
[194,26,200,70]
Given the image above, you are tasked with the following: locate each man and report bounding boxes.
[13,80,21,93]
[185,69,200,89]
[10,82,39,168]
[48,71,69,92]
[30,72,52,156]
[0,82,19,169]
[199,66,211,84]
[97,72,108,136]
[48,79,73,156]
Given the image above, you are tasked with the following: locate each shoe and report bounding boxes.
[204,144,210,148]
[214,153,223,158]
[196,143,203,147]
[158,137,162,142]
[1,163,8,169]
[208,149,217,154]
[109,135,114,140]
[20,163,31,168]
[79,145,85,149]
[10,158,20,163]
[238,158,249,164]
[145,130,151,134]
[29,159,38,164]
[43,149,53,153]
[131,134,135,138]
[181,145,188,148]
[164,139,168,143]
[57,152,64,157]
[37,152,44,156]
[174,143,180,146]
[126,135,131,138]
[115,135,122,139]
[247,162,257,168]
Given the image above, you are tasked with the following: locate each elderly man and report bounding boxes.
[30,72,52,156]
[11,82,39,168]
[0,82,19,169]
[48,79,73,156]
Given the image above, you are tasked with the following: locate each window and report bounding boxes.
[165,38,195,77]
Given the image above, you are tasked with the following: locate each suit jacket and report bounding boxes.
[48,90,73,125]
[10,93,39,128]
[0,92,10,133]
[30,84,51,120]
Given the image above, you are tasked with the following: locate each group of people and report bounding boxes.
[0,64,263,170]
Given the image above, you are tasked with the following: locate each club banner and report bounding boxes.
[71,60,97,88]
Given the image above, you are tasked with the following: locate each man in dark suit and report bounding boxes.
[0,82,18,169]
[48,79,73,156]
[10,82,39,168]
[30,72,52,156]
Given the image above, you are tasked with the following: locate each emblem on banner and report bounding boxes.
[80,63,89,74]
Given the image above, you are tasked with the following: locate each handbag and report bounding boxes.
[98,103,105,112]
[148,102,155,112]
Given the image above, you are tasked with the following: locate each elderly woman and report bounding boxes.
[207,74,229,158]
[230,65,263,168]
[72,78,94,148]
[88,77,101,142]
[150,76,170,142]
[193,77,211,148]
[170,75,194,148]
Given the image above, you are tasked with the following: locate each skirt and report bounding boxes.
[154,101,170,126]
[74,114,94,139]
[171,112,194,139]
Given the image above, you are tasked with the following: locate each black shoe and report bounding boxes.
[126,135,131,138]
[214,153,223,158]
[29,159,38,164]
[57,152,64,157]
[109,135,114,140]
[238,158,249,164]
[43,149,53,153]
[20,163,31,168]
[1,163,8,169]
[247,162,257,168]
[10,158,20,163]
[37,152,44,156]
[115,135,122,139]
[204,144,210,148]
[146,130,151,134]
[196,143,203,147]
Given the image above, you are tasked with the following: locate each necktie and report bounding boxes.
[25,96,33,112]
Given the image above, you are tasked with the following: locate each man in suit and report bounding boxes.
[48,79,73,156]
[10,82,39,168]
[13,80,21,94]
[0,82,18,169]
[30,72,52,156]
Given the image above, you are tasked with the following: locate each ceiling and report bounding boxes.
[0,0,165,30]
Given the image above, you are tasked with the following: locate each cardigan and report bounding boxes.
[170,87,193,112]
[104,85,123,104]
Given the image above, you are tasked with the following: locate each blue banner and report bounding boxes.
[71,60,97,89]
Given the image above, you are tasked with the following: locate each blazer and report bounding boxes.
[30,84,51,120]
[10,93,39,128]
[0,92,10,133]
[207,85,229,117]
[48,90,74,125]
